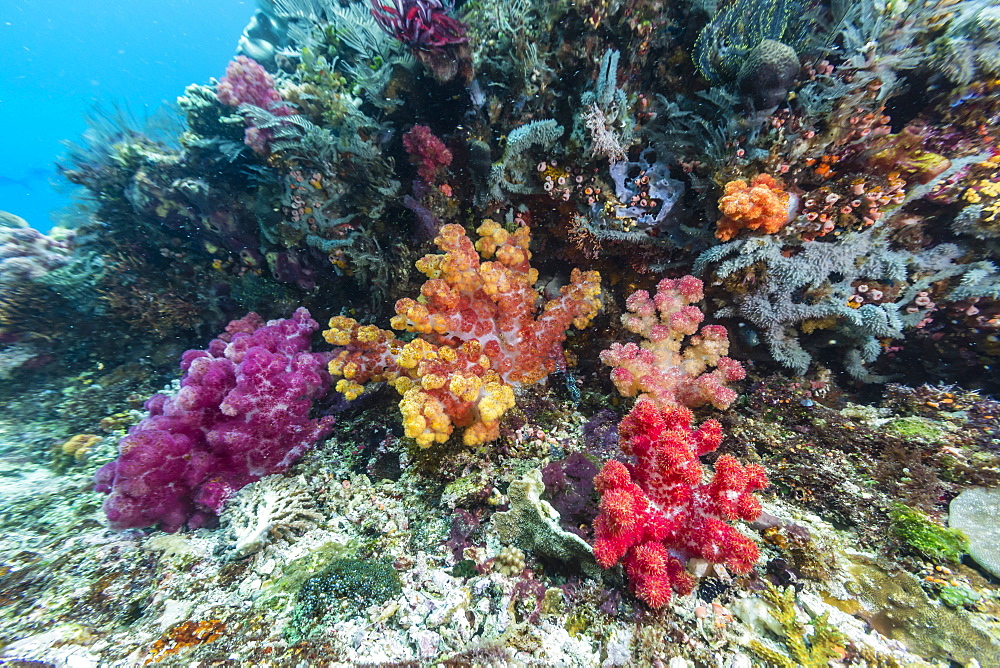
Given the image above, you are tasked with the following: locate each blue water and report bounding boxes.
[0,0,254,231]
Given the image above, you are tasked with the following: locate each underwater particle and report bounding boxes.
[949,487,1000,577]
[889,503,968,563]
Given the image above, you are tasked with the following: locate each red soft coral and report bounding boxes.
[403,124,453,185]
[593,400,768,608]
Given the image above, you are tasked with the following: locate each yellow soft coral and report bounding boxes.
[323,222,601,447]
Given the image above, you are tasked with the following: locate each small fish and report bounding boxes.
[0,167,51,190]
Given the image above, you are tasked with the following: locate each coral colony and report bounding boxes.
[5,0,1000,663]
[94,309,333,532]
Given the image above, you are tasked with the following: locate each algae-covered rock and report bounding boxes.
[889,503,968,563]
[737,583,847,668]
[440,469,495,509]
[492,469,599,578]
[883,416,947,442]
[949,486,1000,577]
[846,555,1000,664]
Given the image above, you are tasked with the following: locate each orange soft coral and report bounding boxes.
[323,221,602,447]
[715,174,793,241]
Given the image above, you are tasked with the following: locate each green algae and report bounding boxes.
[889,503,968,563]
[938,584,982,608]
[883,416,947,442]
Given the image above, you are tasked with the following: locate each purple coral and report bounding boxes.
[216,56,291,113]
[541,452,599,538]
[0,218,72,288]
[94,308,334,532]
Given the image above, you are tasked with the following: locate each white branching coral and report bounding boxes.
[574,49,634,163]
[582,105,628,163]
[218,474,324,559]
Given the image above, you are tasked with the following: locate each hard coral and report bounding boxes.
[600,276,745,411]
[95,308,334,532]
[324,221,602,447]
[593,400,768,608]
[716,174,794,241]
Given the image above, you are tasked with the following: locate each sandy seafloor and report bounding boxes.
[1,362,999,667]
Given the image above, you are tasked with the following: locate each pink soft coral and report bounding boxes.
[216,56,293,154]
[599,275,745,411]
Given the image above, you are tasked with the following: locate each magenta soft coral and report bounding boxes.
[593,400,768,608]
[403,124,452,185]
[94,308,333,532]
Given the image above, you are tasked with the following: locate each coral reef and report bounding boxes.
[4,0,1000,662]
